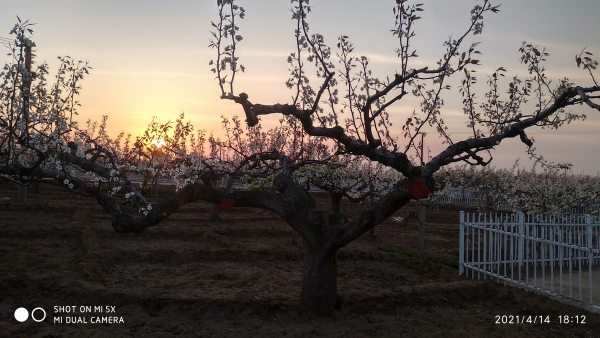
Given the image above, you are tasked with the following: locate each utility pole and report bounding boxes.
[418,133,426,251]
[15,37,33,202]
[419,133,426,166]
[368,174,376,240]
[417,202,426,251]
[21,39,33,144]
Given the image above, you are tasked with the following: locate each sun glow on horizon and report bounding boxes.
[150,138,166,149]
[2,0,598,172]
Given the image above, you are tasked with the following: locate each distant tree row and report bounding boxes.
[435,165,600,214]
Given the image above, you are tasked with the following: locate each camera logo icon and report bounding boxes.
[14,307,46,322]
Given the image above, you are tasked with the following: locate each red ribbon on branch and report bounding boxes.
[405,180,432,200]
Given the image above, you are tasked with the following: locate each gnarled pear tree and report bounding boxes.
[209,0,600,314]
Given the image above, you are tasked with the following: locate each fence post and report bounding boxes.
[459,211,465,276]
[518,212,525,269]
[418,203,426,251]
[586,214,593,305]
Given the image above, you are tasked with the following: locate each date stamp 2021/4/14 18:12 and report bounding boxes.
[495,314,587,325]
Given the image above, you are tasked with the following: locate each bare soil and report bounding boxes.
[1,183,599,337]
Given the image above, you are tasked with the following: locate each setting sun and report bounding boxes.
[150,138,166,149]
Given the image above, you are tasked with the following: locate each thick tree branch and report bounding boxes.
[426,85,600,173]
[108,173,323,247]
[224,94,419,178]
[328,182,413,251]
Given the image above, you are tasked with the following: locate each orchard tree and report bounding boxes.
[0,19,91,188]
[208,0,600,313]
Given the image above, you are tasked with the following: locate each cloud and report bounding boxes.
[239,50,290,59]
[94,69,211,80]
[518,36,587,54]
[358,52,432,68]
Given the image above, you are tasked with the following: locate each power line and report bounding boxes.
[0,36,13,48]
[448,130,600,135]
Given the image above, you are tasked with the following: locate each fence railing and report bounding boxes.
[459,211,600,313]
[433,194,480,207]
[434,191,600,215]
[432,194,512,211]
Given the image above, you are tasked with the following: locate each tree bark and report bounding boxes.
[329,191,342,213]
[300,242,338,315]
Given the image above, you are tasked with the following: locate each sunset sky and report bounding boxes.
[1,1,599,173]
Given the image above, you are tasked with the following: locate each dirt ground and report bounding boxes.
[1,183,600,337]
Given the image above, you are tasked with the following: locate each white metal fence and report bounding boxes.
[459,211,600,313]
[432,193,513,211]
[434,194,481,207]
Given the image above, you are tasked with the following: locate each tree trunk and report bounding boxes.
[300,243,338,315]
[329,191,342,213]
